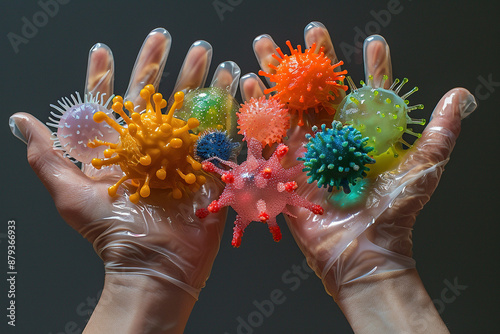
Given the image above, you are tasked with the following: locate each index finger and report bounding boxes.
[404,88,476,169]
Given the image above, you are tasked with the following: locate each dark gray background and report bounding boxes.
[1,0,499,333]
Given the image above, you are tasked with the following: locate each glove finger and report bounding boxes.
[9,113,102,227]
[363,35,393,89]
[209,61,241,97]
[386,88,476,222]
[84,43,114,98]
[253,34,279,87]
[170,40,212,101]
[124,28,171,110]
[405,88,476,169]
[239,72,266,102]
[304,21,339,65]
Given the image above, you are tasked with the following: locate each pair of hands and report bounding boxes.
[10,22,476,333]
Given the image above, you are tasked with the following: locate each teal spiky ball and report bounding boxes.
[298,121,376,194]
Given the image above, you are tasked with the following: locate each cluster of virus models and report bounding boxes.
[87,85,206,203]
[334,75,425,156]
[237,96,290,146]
[259,41,348,126]
[196,138,324,247]
[299,121,375,194]
[47,92,118,163]
[176,87,239,137]
[47,34,428,249]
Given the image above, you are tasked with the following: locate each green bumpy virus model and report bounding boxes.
[299,121,375,194]
[176,87,238,138]
[334,75,425,156]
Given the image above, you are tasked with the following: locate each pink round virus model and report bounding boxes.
[196,138,324,248]
[237,96,290,147]
[47,92,119,163]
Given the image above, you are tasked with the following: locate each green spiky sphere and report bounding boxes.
[298,121,375,194]
[334,85,410,155]
[176,87,238,138]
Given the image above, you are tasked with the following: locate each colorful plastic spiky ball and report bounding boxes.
[176,87,238,137]
[89,85,205,203]
[47,92,119,163]
[196,138,324,247]
[194,130,239,166]
[334,75,425,156]
[259,41,348,126]
[237,96,290,147]
[299,121,375,194]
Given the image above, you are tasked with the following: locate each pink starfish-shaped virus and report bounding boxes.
[196,138,324,247]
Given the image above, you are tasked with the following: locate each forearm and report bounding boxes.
[335,269,449,334]
[84,274,196,334]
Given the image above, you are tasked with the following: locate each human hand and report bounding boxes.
[240,21,475,299]
[9,28,240,333]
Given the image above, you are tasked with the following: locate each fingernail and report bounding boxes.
[304,21,326,34]
[253,34,276,59]
[363,35,388,70]
[149,27,171,40]
[210,61,241,97]
[459,93,477,119]
[9,115,27,144]
[191,40,212,51]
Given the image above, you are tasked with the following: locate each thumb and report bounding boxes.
[406,88,476,168]
[388,88,477,217]
[9,112,87,197]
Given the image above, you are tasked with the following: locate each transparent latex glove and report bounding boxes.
[9,28,241,300]
[240,22,476,298]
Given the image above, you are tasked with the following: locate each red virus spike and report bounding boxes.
[311,204,324,215]
[259,211,270,222]
[268,220,282,242]
[261,168,272,179]
[275,144,288,158]
[202,161,216,172]
[284,181,298,192]
[207,200,220,213]
[197,138,323,247]
[221,173,234,183]
[195,208,210,219]
[232,215,250,248]
[259,41,348,125]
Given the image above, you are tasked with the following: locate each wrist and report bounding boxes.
[84,274,196,334]
[335,269,449,334]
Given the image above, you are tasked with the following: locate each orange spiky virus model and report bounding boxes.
[259,41,348,126]
[237,96,290,147]
[89,85,205,203]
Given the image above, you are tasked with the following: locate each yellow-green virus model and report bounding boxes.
[334,75,425,156]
